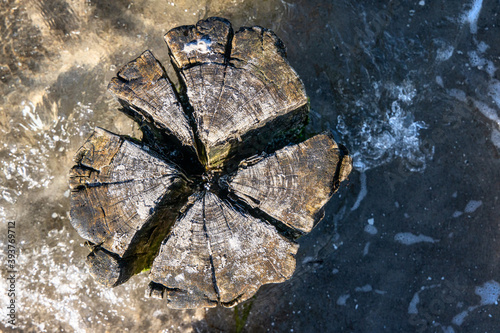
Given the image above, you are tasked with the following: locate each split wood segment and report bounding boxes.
[69,17,352,309]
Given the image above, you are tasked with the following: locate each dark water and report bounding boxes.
[1,0,499,332]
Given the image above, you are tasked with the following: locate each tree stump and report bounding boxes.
[69,17,352,309]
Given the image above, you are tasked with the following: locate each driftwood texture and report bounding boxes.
[69,17,352,308]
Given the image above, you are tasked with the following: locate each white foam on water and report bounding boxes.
[362,242,370,256]
[436,76,444,87]
[21,101,46,132]
[9,231,90,332]
[355,284,372,292]
[468,50,486,68]
[0,225,162,331]
[442,326,455,333]
[475,280,500,305]
[1,100,90,205]
[1,144,54,196]
[491,128,500,150]
[336,294,350,306]
[407,284,440,315]
[374,289,387,295]
[408,292,420,314]
[464,200,482,213]
[468,51,497,77]
[101,289,121,305]
[388,82,417,103]
[351,172,367,211]
[302,256,316,264]
[456,57,500,152]
[394,232,438,245]
[364,224,378,235]
[472,100,500,127]
[448,89,467,102]
[452,309,471,326]
[488,79,500,108]
[461,0,483,34]
[450,280,500,326]
[337,81,431,173]
[436,44,454,62]
[477,41,489,53]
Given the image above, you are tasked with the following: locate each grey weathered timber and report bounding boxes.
[69,127,192,286]
[165,17,309,169]
[69,17,352,308]
[227,133,353,234]
[148,191,298,308]
[107,50,198,162]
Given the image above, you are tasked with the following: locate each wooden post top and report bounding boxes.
[69,17,352,309]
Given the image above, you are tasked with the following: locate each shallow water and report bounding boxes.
[1,0,499,332]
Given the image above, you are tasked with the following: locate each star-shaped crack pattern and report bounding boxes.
[69,17,352,309]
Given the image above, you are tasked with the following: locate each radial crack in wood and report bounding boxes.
[148,192,219,309]
[165,18,308,169]
[204,192,298,306]
[149,191,298,308]
[69,17,352,307]
[108,50,197,159]
[227,133,353,234]
[69,127,192,286]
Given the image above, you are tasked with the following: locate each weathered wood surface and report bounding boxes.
[227,133,352,234]
[107,50,199,164]
[165,17,309,169]
[148,191,298,308]
[69,17,352,308]
[69,127,192,286]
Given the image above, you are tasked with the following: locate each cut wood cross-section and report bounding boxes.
[69,17,352,308]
